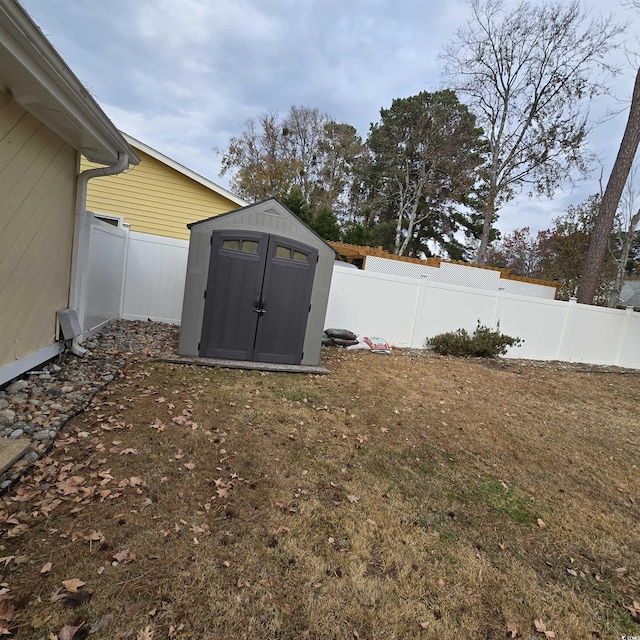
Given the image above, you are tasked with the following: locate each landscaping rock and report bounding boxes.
[6,380,28,394]
[0,410,15,426]
[0,319,178,490]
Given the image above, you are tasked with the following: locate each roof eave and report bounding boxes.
[0,0,139,166]
[122,133,246,206]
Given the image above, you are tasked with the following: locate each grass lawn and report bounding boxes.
[0,349,639,639]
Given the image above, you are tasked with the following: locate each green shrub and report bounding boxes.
[426,322,522,358]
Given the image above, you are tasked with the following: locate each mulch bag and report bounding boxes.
[322,331,359,348]
[322,334,337,347]
[324,328,358,341]
[362,336,391,354]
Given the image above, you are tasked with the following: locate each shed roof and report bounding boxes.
[0,0,138,166]
[188,198,338,256]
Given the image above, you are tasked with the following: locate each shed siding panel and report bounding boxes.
[82,150,239,240]
[0,98,76,369]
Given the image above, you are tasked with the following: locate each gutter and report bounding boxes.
[68,152,130,356]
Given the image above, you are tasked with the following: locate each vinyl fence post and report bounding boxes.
[118,224,131,319]
[493,287,505,329]
[557,297,577,360]
[614,306,634,366]
[410,275,430,348]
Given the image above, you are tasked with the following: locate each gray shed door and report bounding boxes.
[199,230,317,364]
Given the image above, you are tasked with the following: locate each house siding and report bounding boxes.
[0,91,77,370]
[82,149,238,240]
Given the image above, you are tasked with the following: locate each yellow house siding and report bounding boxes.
[82,149,239,240]
[0,94,77,368]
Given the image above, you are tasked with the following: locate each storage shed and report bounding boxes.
[178,199,336,367]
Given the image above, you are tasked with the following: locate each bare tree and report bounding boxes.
[608,163,640,307]
[442,0,624,264]
[219,106,364,218]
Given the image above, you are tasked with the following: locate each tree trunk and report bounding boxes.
[577,67,640,304]
[476,192,496,264]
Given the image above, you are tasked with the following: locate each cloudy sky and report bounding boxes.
[20,0,640,237]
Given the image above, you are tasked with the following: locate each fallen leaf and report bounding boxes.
[61,579,85,593]
[84,531,103,542]
[346,495,359,503]
[534,619,555,638]
[120,448,138,456]
[616,566,628,575]
[89,612,115,634]
[0,600,13,626]
[507,620,518,637]
[419,621,429,629]
[566,568,577,577]
[184,463,195,471]
[57,622,84,640]
[626,600,640,619]
[537,518,547,529]
[113,549,135,563]
[50,587,67,603]
[125,601,147,616]
[40,562,53,574]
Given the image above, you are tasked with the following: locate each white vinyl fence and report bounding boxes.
[84,228,640,369]
[121,232,188,323]
[324,268,640,369]
[79,218,129,334]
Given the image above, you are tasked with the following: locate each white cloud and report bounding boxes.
[19,0,640,234]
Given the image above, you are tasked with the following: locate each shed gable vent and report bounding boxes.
[263,207,281,216]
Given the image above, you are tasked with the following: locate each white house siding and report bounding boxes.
[0,91,77,373]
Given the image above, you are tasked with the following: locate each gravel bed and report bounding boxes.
[0,320,178,489]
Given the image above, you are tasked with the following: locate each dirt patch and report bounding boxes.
[0,348,638,639]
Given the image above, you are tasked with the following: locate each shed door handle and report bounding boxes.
[253,296,266,314]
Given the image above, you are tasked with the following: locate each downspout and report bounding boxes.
[69,152,129,357]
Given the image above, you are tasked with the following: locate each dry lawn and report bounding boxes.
[0,350,639,639]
